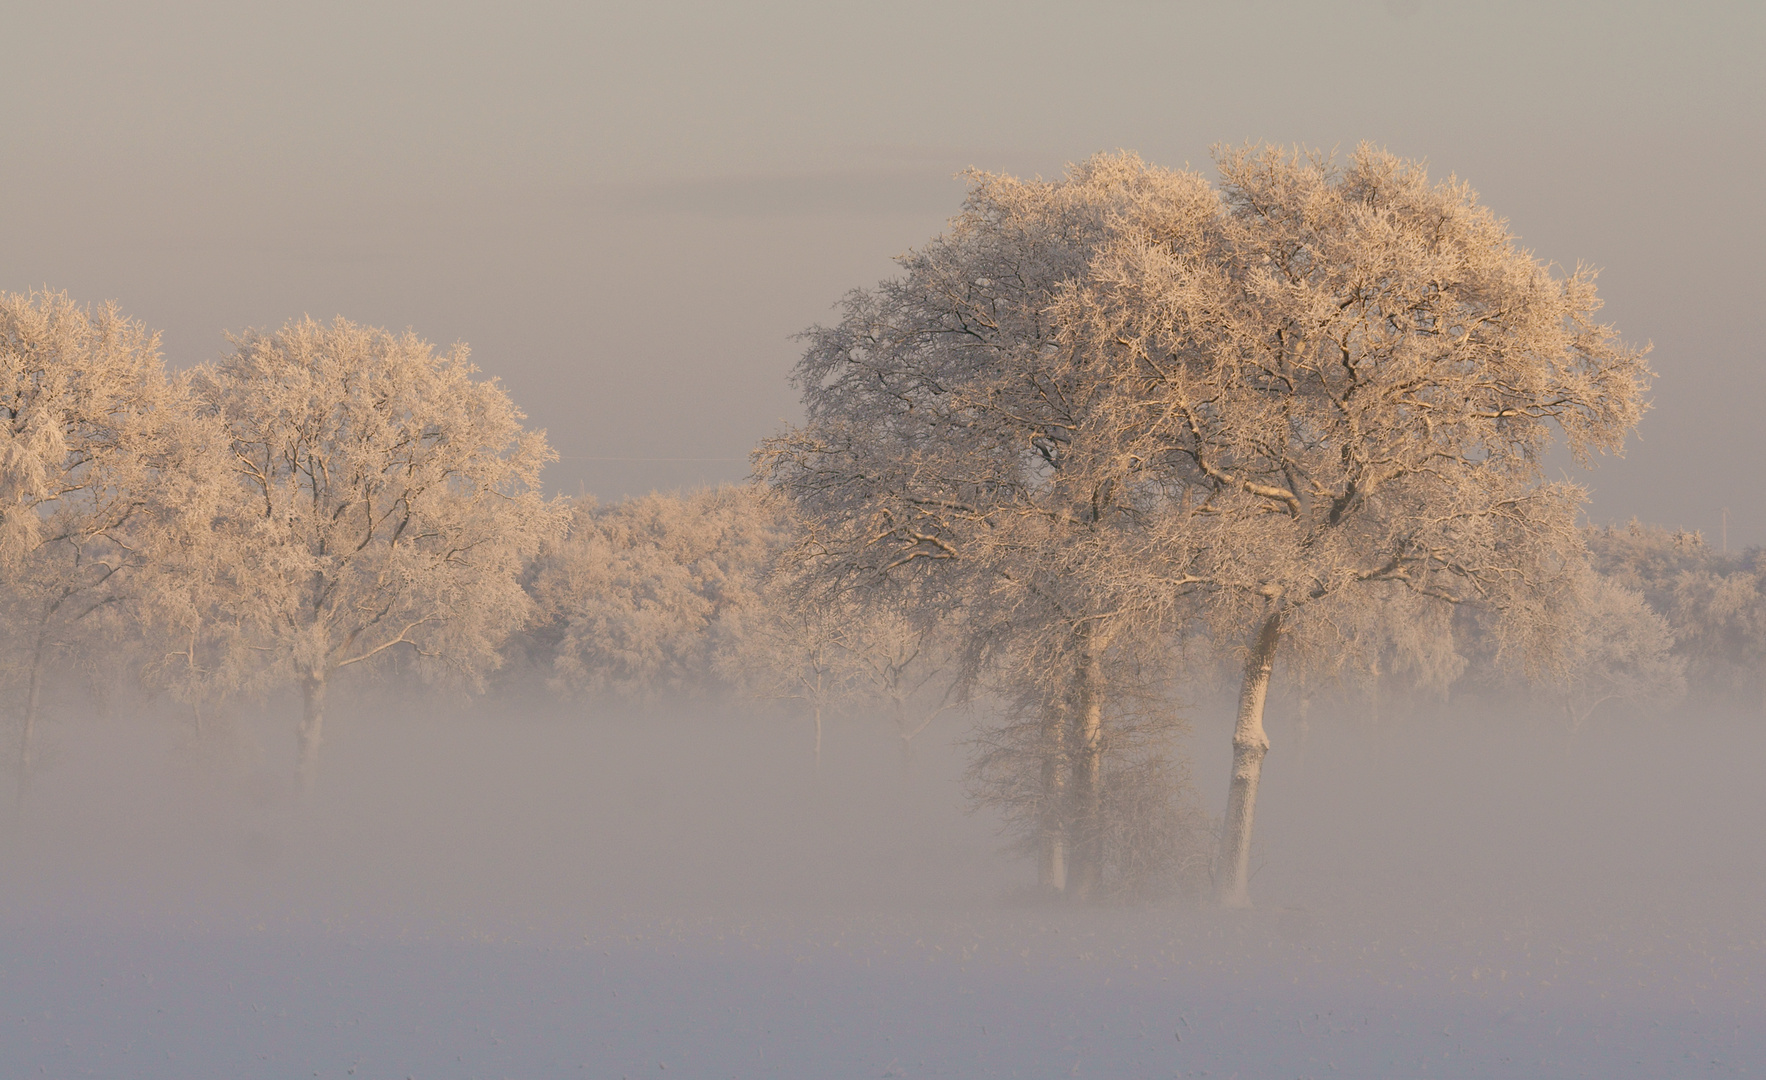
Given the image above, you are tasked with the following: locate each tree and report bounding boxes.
[1550,573,1683,729]
[525,485,965,768]
[527,486,785,702]
[963,632,1212,901]
[761,145,1651,906]
[0,290,219,794]
[190,317,564,784]
[720,553,966,769]
[1054,144,1650,903]
[1587,522,1766,708]
[758,155,1215,897]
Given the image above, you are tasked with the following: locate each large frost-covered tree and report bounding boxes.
[191,317,564,783]
[0,290,219,791]
[757,156,1212,897]
[761,145,1651,906]
[1059,145,1650,904]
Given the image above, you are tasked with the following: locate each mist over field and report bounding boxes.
[5,684,1766,1077]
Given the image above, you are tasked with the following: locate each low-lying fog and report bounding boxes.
[5,688,1763,1078]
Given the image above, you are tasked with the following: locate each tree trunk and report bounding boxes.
[812,704,823,771]
[1295,694,1312,774]
[1069,644,1106,901]
[1215,610,1282,908]
[298,673,327,790]
[17,637,46,805]
[1038,698,1069,895]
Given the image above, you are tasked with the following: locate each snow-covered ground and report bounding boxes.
[4,692,1762,1078]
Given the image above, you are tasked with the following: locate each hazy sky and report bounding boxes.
[4,1,1760,542]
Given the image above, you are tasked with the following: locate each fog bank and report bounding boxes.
[4,692,1764,1076]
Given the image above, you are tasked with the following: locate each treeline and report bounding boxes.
[0,295,963,782]
[1,276,1751,900]
[0,288,1199,900]
[520,485,963,762]
[8,147,1764,906]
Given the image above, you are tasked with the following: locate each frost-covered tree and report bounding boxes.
[527,486,784,700]
[963,632,1211,901]
[1587,522,1766,707]
[0,290,219,791]
[1549,573,1683,729]
[1055,145,1649,904]
[757,156,1211,897]
[720,557,965,768]
[191,317,564,783]
[761,146,1651,906]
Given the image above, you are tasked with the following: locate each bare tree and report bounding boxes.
[190,317,564,784]
[0,290,220,794]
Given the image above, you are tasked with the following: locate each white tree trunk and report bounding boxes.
[1216,611,1281,908]
[1038,699,1069,895]
[1070,644,1105,901]
[298,674,327,790]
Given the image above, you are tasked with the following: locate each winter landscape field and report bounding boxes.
[6,3,1765,1079]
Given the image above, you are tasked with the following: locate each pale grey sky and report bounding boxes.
[4,1,1760,542]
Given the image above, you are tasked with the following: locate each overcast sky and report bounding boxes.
[4,1,1760,543]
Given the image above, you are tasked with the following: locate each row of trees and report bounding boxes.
[6,145,1749,905]
[0,296,975,801]
[1,297,561,790]
[522,486,962,764]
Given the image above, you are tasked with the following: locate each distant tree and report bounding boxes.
[720,557,966,769]
[1548,572,1684,729]
[528,485,965,767]
[190,317,564,784]
[527,486,785,702]
[1587,522,1766,707]
[0,290,219,793]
